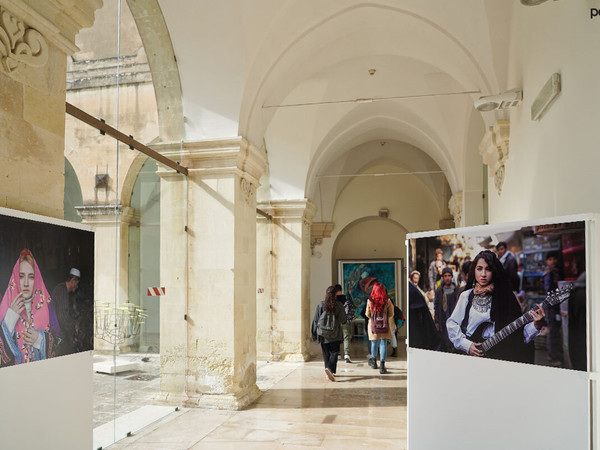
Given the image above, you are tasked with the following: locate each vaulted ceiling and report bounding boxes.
[154,0,512,205]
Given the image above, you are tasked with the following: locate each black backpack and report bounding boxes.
[317,307,338,339]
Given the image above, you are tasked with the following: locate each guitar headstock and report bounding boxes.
[542,284,574,307]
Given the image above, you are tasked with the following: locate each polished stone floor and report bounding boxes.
[105,345,407,449]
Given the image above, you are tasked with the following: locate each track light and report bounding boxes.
[474,90,522,112]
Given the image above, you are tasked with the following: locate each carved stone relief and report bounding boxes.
[448,191,463,227]
[0,7,48,74]
[479,120,510,196]
[310,222,334,249]
[240,178,255,204]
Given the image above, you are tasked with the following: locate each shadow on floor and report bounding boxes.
[252,386,407,409]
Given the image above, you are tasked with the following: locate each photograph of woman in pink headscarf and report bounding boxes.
[0,249,60,366]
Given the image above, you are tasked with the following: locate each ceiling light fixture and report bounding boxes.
[474,90,522,112]
[368,69,376,75]
[520,0,555,5]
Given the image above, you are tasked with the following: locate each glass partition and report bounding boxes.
[63,0,188,447]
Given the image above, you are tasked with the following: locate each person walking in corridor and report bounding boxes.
[366,282,394,374]
[311,285,347,381]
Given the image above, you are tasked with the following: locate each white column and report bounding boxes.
[155,137,267,409]
[257,199,316,361]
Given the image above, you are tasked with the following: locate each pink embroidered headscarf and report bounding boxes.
[0,249,55,363]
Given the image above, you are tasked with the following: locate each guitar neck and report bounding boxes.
[478,285,572,354]
[480,312,533,353]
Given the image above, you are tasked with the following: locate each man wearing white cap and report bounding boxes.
[51,268,80,356]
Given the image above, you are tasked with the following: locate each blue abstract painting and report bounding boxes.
[338,259,398,317]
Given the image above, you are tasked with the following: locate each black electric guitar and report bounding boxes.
[469,285,573,355]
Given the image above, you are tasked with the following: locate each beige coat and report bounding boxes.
[366,298,395,340]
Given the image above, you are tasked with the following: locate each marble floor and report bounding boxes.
[105,347,407,449]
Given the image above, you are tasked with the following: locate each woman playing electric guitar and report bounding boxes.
[446,250,546,363]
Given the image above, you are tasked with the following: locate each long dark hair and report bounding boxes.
[324,285,339,312]
[467,250,513,322]
[466,250,508,290]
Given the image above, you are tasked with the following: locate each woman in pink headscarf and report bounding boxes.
[0,249,60,366]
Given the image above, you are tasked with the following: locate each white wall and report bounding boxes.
[488,1,600,223]
[310,163,442,329]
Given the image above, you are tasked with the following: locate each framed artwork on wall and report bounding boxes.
[337,259,402,318]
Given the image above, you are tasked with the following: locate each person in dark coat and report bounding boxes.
[408,278,440,351]
[568,272,586,371]
[434,267,458,352]
[51,267,80,356]
[333,284,355,363]
[496,242,520,293]
[311,285,347,381]
[542,250,563,367]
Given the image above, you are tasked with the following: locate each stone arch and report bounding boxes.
[126,0,184,142]
[121,153,150,207]
[331,216,409,308]
[64,157,83,223]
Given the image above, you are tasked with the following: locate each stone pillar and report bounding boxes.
[155,165,187,404]
[257,199,316,361]
[77,205,135,353]
[256,212,273,360]
[0,0,101,218]
[154,137,267,410]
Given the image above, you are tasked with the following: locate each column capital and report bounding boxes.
[479,119,510,195]
[152,137,268,185]
[75,204,136,226]
[258,199,317,223]
[311,222,334,249]
[0,0,101,68]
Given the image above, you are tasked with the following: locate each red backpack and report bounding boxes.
[371,307,389,334]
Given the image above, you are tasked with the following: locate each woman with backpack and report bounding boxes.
[311,285,347,381]
[366,282,394,374]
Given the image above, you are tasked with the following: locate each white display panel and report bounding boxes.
[408,348,590,450]
[0,351,93,449]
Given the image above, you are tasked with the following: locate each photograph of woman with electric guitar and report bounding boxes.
[446,250,547,364]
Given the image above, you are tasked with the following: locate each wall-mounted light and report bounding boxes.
[378,208,389,218]
[474,90,522,112]
[531,73,561,121]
